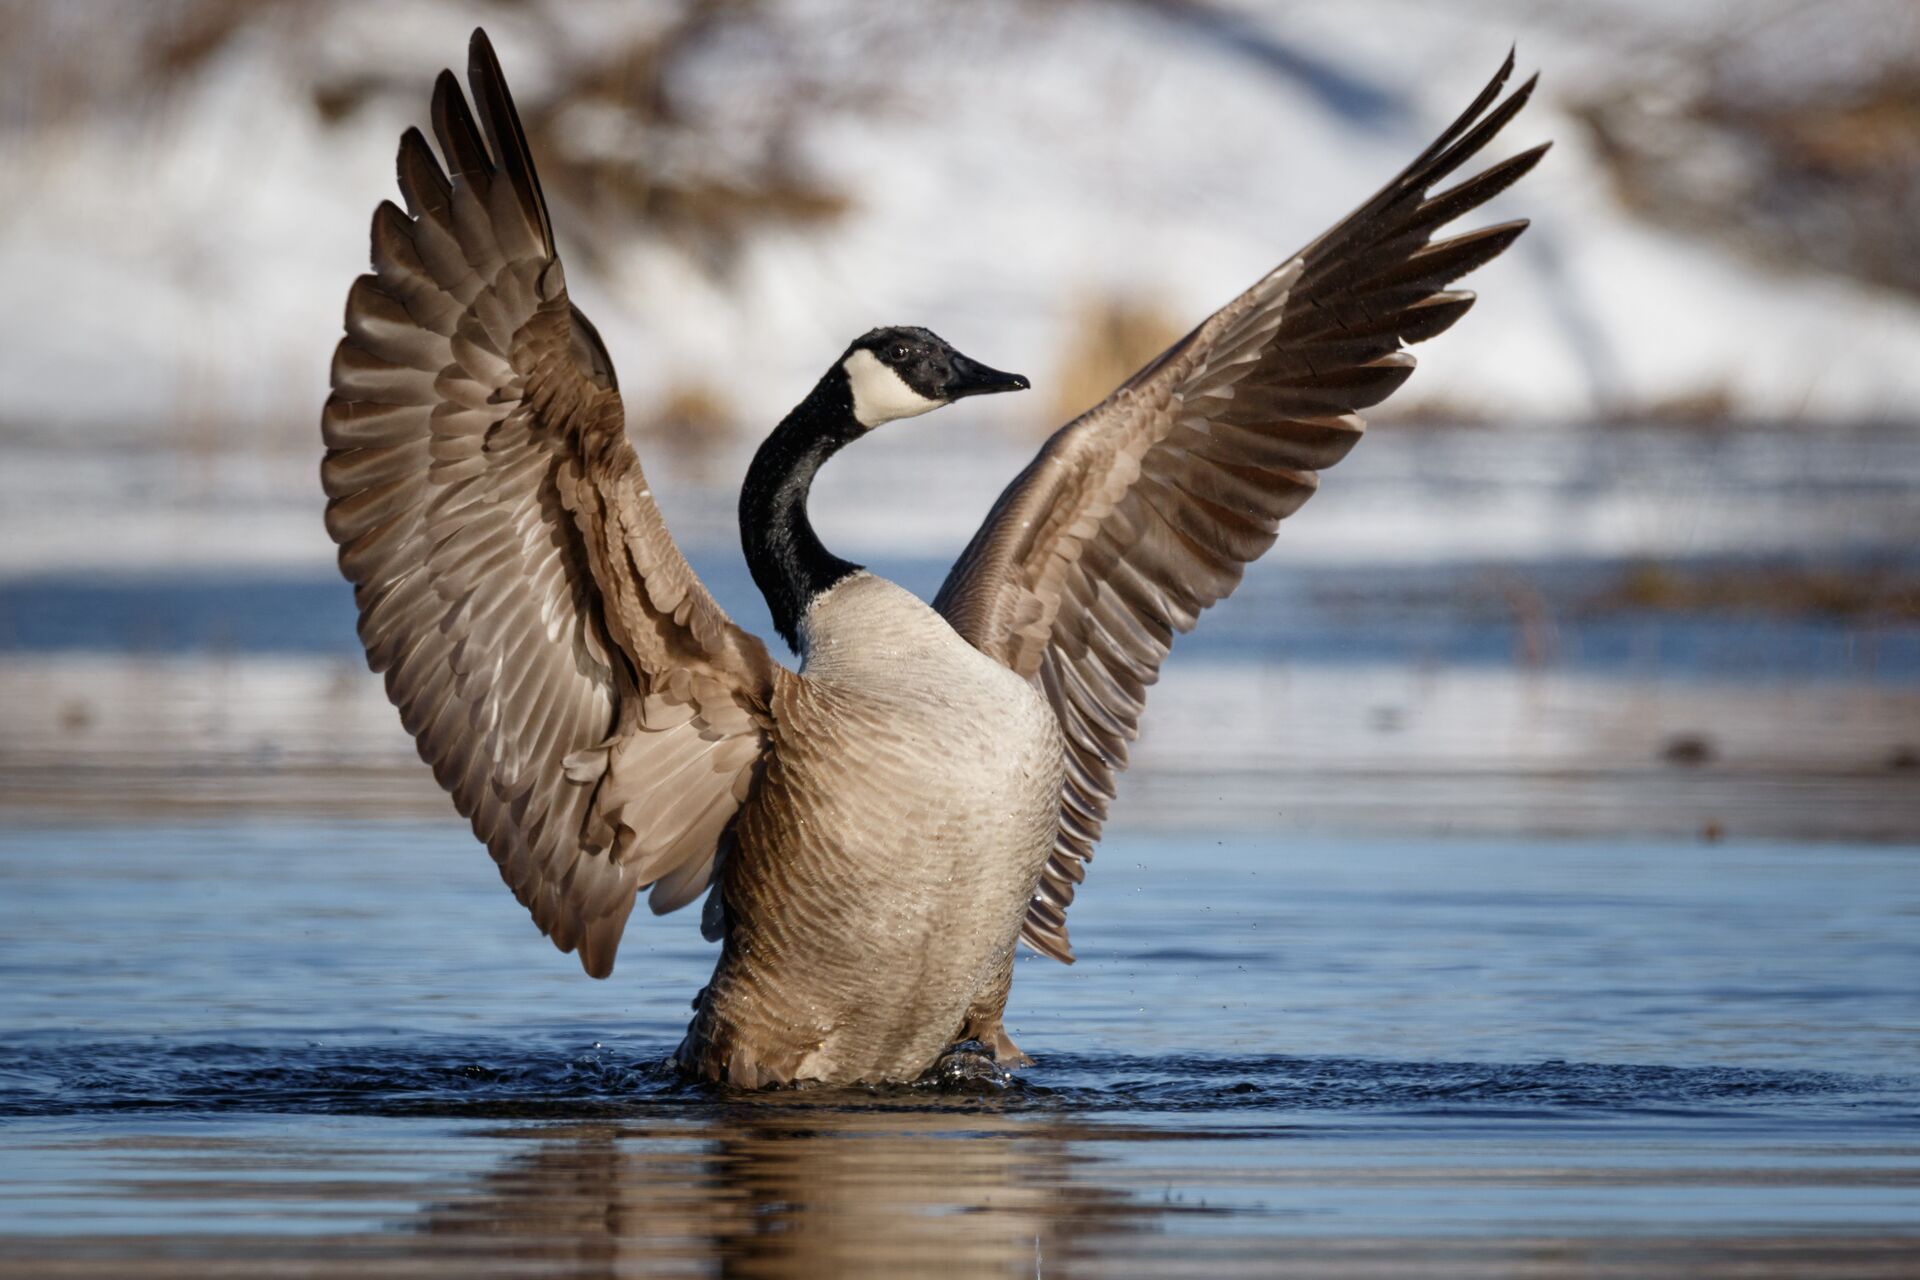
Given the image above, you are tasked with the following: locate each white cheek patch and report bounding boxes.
[844,348,944,428]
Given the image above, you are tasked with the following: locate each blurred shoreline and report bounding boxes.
[8,421,1920,575]
[6,420,1917,843]
[5,652,1914,841]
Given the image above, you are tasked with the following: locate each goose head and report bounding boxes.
[741,326,1028,652]
[838,326,1030,429]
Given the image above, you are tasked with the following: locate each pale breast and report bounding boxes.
[796,575,1062,849]
[799,573,1048,727]
[789,573,1064,900]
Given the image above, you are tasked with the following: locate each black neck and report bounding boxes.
[740,369,865,652]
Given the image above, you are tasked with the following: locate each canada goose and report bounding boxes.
[322,30,1544,1087]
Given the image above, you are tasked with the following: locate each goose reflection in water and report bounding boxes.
[408,1108,1156,1278]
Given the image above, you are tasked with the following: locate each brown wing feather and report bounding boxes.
[322,29,784,978]
[936,52,1547,961]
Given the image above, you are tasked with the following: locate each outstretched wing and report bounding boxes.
[322,30,784,977]
[936,53,1546,961]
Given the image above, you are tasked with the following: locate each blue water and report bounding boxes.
[1,821,1916,1274]
[3,554,1917,682]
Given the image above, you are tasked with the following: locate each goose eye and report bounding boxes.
[891,345,910,362]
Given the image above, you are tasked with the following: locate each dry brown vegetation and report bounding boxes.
[1046,294,1186,427]
[1373,392,1498,428]
[1573,37,1920,299]
[642,380,739,479]
[507,1,852,271]
[1601,384,1742,431]
[1594,560,1920,621]
[15,0,857,272]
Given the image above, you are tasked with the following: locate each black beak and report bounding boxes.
[943,352,1031,401]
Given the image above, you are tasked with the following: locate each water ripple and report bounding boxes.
[0,1035,1905,1123]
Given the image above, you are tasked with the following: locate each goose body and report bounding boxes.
[322,30,1545,1086]
[683,574,1064,1085]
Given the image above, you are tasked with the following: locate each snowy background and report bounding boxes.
[4,0,1920,569]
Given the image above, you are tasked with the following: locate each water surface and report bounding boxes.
[2,822,1915,1276]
